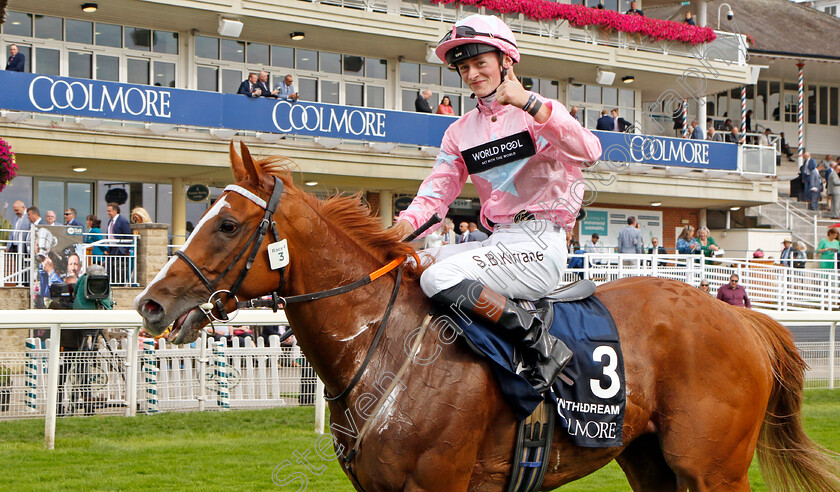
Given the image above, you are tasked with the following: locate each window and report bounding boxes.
[69,51,93,79]
[127,58,150,85]
[154,61,176,88]
[197,66,219,92]
[35,47,60,76]
[769,81,780,121]
[366,58,387,79]
[3,12,33,37]
[784,82,798,123]
[95,23,122,48]
[66,19,93,44]
[220,39,245,62]
[344,55,364,76]
[195,36,219,59]
[96,55,120,82]
[153,30,179,54]
[246,42,269,65]
[367,86,385,109]
[296,49,318,71]
[34,15,62,41]
[221,69,242,94]
[820,86,829,125]
[826,6,837,16]
[321,52,341,74]
[420,64,441,86]
[807,85,817,125]
[125,27,151,51]
[346,83,364,107]
[272,46,294,68]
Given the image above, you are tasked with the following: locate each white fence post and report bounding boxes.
[315,377,325,434]
[125,328,139,417]
[44,324,61,450]
[213,340,230,410]
[831,322,836,390]
[142,339,159,414]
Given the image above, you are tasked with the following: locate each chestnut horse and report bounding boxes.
[136,143,840,491]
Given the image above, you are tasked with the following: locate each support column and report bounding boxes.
[699,209,707,229]
[797,62,805,167]
[697,0,708,28]
[379,190,393,228]
[697,0,708,138]
[740,86,747,144]
[171,177,186,245]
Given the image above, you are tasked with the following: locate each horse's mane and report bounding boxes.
[258,156,425,278]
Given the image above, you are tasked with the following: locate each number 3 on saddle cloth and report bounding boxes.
[444,292,626,448]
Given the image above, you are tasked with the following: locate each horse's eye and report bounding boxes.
[219,220,238,234]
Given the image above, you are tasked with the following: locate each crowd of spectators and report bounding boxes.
[237,71,299,101]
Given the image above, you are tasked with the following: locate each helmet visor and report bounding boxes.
[444,42,499,66]
[439,25,517,50]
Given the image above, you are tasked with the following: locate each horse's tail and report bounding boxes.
[742,309,840,491]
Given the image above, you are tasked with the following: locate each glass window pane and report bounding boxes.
[400,62,419,83]
[14,45,31,73]
[586,109,599,129]
[521,77,537,92]
[585,85,601,104]
[420,64,440,86]
[125,27,151,51]
[542,79,558,100]
[603,87,618,107]
[157,183,172,231]
[141,184,156,222]
[34,15,62,41]
[37,181,65,223]
[127,58,150,85]
[0,176,33,226]
[296,49,317,71]
[447,94,462,116]
[154,61,176,88]
[831,87,839,126]
[367,86,385,109]
[321,52,341,74]
[96,23,122,48]
[755,80,768,120]
[271,46,294,68]
[807,85,817,125]
[343,55,364,76]
[96,55,119,82]
[569,84,584,102]
[820,86,829,125]
[4,12,32,37]
[366,58,387,79]
[35,47,60,76]
[195,36,219,59]
[66,19,93,44]
[153,30,179,54]
[402,89,416,111]
[769,81,781,121]
[197,66,218,92]
[67,182,92,224]
[298,77,316,101]
[222,69,242,94]
[220,39,245,62]
[246,42,269,65]
[346,83,363,107]
[321,80,339,104]
[442,67,461,88]
[69,51,92,79]
[619,89,634,108]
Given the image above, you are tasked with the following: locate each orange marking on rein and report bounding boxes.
[369,258,403,281]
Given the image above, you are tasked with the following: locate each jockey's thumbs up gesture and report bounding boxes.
[496,66,550,124]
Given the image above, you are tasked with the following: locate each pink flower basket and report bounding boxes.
[0,138,18,193]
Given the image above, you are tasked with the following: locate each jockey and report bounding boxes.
[393,14,602,393]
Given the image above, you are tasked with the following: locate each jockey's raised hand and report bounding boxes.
[496,67,550,123]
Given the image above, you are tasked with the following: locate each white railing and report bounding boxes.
[752,195,829,250]
[565,253,840,311]
[0,229,137,286]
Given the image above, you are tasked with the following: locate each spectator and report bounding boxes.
[436,96,455,116]
[423,223,444,249]
[415,89,433,113]
[105,202,131,281]
[583,233,602,255]
[85,215,105,257]
[617,216,643,253]
[625,1,644,15]
[569,105,580,122]
[257,71,272,98]
[457,221,470,243]
[745,109,753,134]
[567,241,586,279]
[130,207,152,224]
[440,218,458,246]
[722,118,733,131]
[676,225,701,254]
[27,206,43,227]
[44,210,57,225]
[647,237,666,255]
[596,109,613,131]
[829,162,840,218]
[817,228,839,269]
[696,227,720,258]
[807,162,823,211]
[7,200,29,253]
[717,274,751,308]
[728,126,740,144]
[684,11,696,25]
[761,128,773,147]
[779,132,795,162]
[779,238,794,267]
[237,72,263,98]
[707,126,723,142]
[690,120,704,140]
[611,109,631,132]
[753,248,764,259]
[64,208,82,227]
[467,221,489,242]
[672,107,685,137]
[274,74,299,101]
[5,44,24,72]
[698,279,712,294]
[793,242,807,269]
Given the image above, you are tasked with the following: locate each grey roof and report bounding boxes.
[646,0,840,60]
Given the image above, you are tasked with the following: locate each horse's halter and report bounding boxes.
[174,176,285,321]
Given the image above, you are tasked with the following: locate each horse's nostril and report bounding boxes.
[142,299,164,318]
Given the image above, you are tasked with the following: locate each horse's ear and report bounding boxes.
[239,141,274,191]
[230,141,247,182]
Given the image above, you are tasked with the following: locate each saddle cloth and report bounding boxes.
[447,295,626,448]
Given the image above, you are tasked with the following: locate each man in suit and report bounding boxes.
[237,73,263,98]
[440,218,458,245]
[415,89,433,113]
[617,216,643,254]
[257,71,273,98]
[7,200,29,253]
[611,109,631,132]
[105,202,131,282]
[457,221,470,243]
[780,132,795,162]
[467,222,488,242]
[595,109,613,131]
[63,208,82,227]
[625,1,644,15]
[690,120,704,140]
[5,44,25,72]
[779,239,794,267]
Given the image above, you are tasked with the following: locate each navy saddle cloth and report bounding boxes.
[449,295,626,448]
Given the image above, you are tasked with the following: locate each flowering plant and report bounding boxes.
[433,0,717,45]
[0,138,18,193]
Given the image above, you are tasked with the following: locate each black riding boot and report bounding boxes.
[433,279,572,393]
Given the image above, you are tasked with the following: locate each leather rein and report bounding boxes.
[172,176,407,402]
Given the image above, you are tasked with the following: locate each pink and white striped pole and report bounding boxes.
[797,62,805,165]
[682,99,688,138]
[740,86,747,144]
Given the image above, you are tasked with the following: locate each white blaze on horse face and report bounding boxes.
[135,197,232,305]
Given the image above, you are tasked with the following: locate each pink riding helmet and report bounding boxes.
[435,14,520,67]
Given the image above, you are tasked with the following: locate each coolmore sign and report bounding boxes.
[594,130,738,171]
[0,71,453,147]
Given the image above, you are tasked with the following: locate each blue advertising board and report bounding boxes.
[0,71,739,170]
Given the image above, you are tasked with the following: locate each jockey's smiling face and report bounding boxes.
[455,52,510,99]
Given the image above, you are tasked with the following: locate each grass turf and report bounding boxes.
[1,390,839,491]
